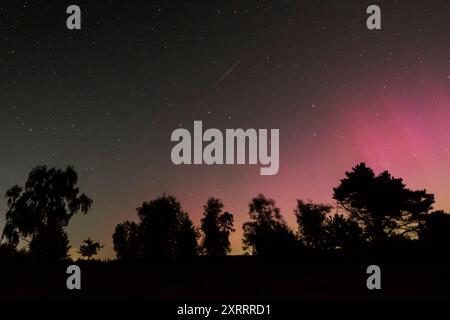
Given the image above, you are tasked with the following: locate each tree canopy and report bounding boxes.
[1,165,92,263]
[113,194,199,261]
[200,198,235,256]
[333,163,434,243]
[295,200,363,250]
[242,194,297,256]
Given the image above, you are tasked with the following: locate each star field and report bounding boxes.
[1,0,450,258]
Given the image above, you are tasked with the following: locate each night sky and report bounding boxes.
[1,0,450,259]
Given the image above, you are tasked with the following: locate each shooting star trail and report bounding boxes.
[215,58,242,86]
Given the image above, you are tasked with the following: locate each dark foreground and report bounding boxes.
[1,248,449,300]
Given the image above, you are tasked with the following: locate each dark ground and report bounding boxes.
[1,248,449,300]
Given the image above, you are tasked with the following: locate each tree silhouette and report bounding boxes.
[113,221,141,261]
[295,200,363,250]
[138,195,199,259]
[333,163,434,243]
[113,195,199,260]
[295,200,332,249]
[175,212,199,258]
[419,210,450,247]
[242,194,297,256]
[324,214,364,249]
[200,198,235,256]
[1,165,92,263]
[29,224,71,263]
[78,238,103,260]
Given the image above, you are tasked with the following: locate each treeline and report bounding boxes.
[1,163,450,264]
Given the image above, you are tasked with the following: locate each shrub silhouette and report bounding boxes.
[0,243,27,265]
[29,224,71,263]
[78,238,104,260]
